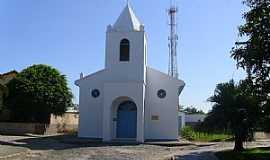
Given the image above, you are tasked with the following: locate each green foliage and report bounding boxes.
[216,147,270,160]
[232,0,270,84]
[182,106,205,114]
[181,126,194,140]
[180,126,232,142]
[4,64,73,123]
[232,0,270,131]
[206,80,261,151]
[0,83,8,111]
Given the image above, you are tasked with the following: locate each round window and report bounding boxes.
[91,89,100,98]
[157,89,166,99]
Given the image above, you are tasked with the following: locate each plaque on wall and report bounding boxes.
[151,115,159,120]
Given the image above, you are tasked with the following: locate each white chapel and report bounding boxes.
[75,4,185,142]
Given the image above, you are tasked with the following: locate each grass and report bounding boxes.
[180,126,232,142]
[216,147,270,160]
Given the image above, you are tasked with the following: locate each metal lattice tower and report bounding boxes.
[168,0,179,78]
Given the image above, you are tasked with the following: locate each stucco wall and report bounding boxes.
[77,72,146,142]
[105,30,146,83]
[185,114,206,123]
[77,70,107,138]
[76,27,147,141]
[178,112,185,129]
[76,66,185,141]
[49,112,79,133]
[145,67,184,140]
[0,113,78,135]
[75,9,186,141]
[102,82,145,142]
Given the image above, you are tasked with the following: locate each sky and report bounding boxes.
[0,0,247,112]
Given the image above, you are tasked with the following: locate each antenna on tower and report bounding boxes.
[167,0,179,78]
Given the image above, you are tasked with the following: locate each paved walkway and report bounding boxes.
[0,135,194,160]
[174,141,270,160]
[0,135,269,160]
[175,152,218,160]
[0,144,29,159]
[174,146,222,160]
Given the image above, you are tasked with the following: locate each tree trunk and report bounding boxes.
[234,136,244,152]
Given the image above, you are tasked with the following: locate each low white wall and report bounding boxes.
[185,114,206,123]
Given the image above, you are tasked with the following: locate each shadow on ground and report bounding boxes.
[0,135,141,151]
[0,135,198,151]
[174,151,219,160]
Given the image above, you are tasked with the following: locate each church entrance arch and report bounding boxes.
[111,97,137,139]
[116,101,137,138]
[116,100,137,138]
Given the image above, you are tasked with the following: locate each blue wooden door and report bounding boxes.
[116,101,137,138]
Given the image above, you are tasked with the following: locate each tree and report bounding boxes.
[231,0,270,130]
[0,83,8,111]
[232,0,270,85]
[206,80,260,152]
[4,64,73,123]
[182,106,205,114]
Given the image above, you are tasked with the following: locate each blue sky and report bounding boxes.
[0,0,247,112]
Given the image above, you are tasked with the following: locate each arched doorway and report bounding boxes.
[116,101,137,138]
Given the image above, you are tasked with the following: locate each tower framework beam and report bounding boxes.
[168,2,179,78]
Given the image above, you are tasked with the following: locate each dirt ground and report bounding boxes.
[0,135,269,160]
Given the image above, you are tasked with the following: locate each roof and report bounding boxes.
[0,70,17,78]
[147,67,185,85]
[75,69,106,86]
[113,3,142,32]
[147,67,185,96]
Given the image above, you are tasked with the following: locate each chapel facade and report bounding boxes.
[75,4,185,142]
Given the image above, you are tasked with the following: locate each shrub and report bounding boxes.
[180,126,232,142]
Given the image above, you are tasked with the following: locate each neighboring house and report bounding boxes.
[178,112,186,129]
[184,113,206,127]
[0,71,17,111]
[75,4,185,142]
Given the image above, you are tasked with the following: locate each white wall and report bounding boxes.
[75,10,186,141]
[102,82,145,142]
[145,67,185,140]
[185,114,206,123]
[105,29,146,83]
[178,112,186,129]
[76,70,107,138]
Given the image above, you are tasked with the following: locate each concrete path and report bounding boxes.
[0,145,28,159]
[175,152,218,160]
[174,141,270,160]
[0,135,270,160]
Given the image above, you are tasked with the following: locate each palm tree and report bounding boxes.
[207,80,260,152]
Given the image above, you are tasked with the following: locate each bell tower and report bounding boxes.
[105,4,147,82]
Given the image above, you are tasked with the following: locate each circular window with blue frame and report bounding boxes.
[157,89,166,99]
[91,89,100,98]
